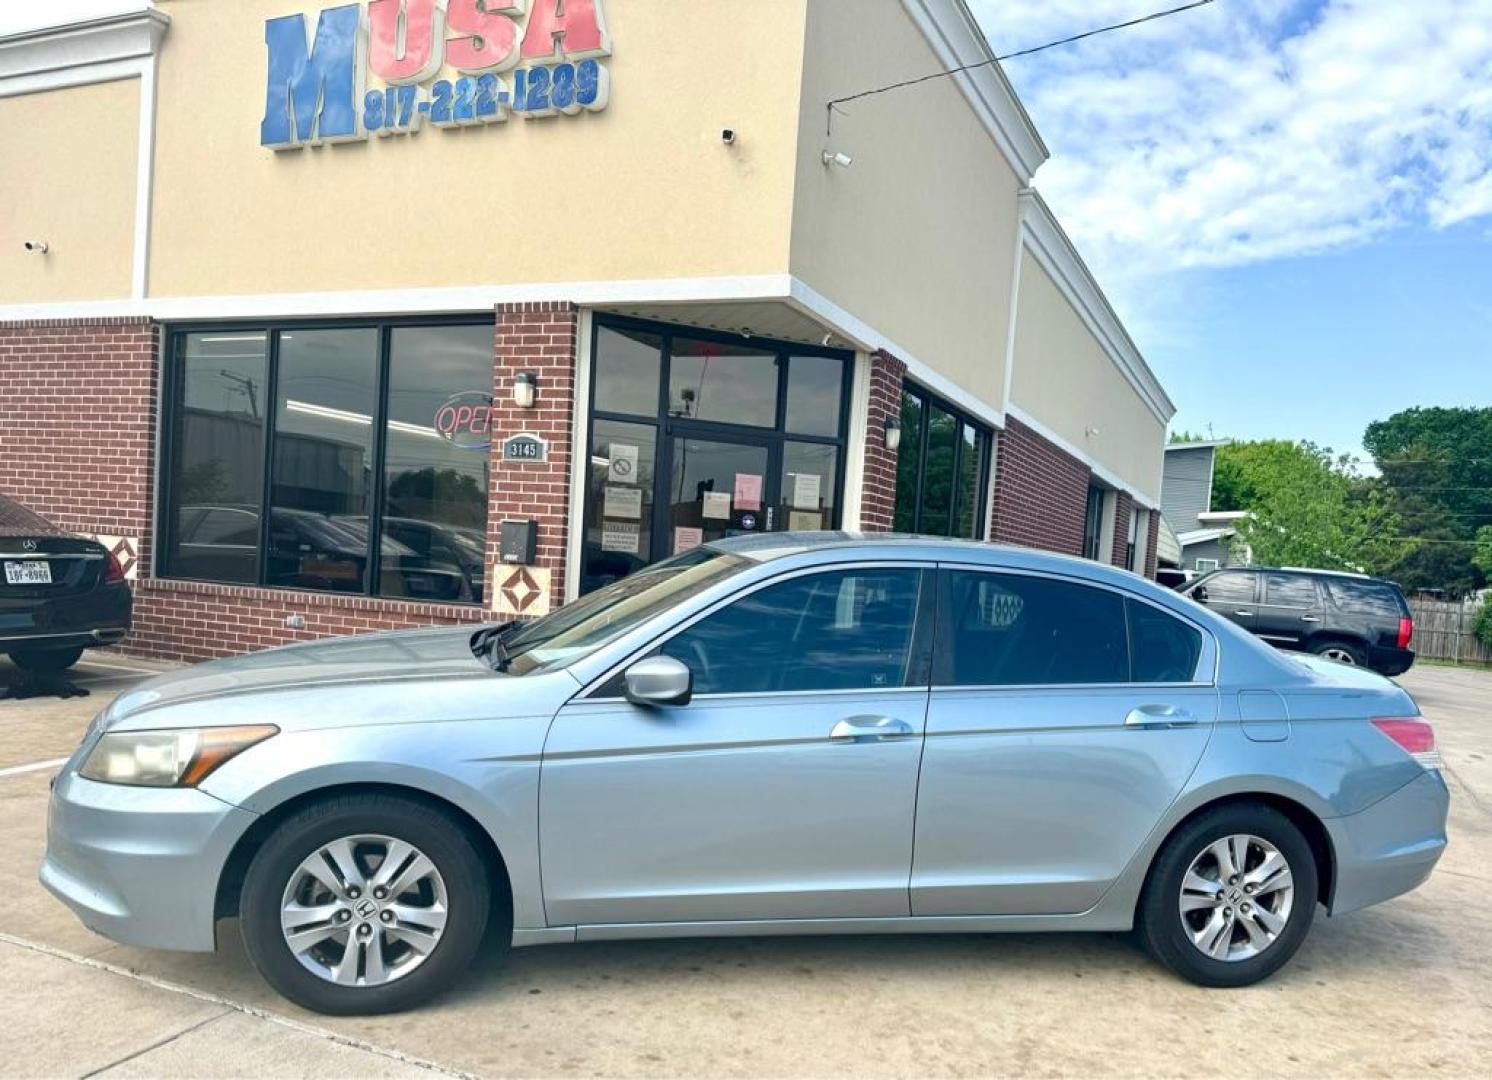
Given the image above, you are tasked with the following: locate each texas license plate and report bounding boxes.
[3,561,51,585]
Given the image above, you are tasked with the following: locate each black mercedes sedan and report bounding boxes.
[0,494,131,674]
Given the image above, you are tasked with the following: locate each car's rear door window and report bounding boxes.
[659,568,926,695]
[1263,573,1319,608]
[936,571,1129,686]
[1127,600,1205,683]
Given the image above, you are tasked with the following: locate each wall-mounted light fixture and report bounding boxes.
[513,371,537,409]
[884,416,902,452]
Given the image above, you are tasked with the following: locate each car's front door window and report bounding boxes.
[660,568,926,694]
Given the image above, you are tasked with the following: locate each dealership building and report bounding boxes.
[0,0,1175,661]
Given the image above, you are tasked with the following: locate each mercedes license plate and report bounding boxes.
[3,561,51,586]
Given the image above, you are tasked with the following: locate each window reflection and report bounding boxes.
[668,338,779,427]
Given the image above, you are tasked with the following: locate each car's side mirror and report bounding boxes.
[1191,586,1208,603]
[623,656,693,708]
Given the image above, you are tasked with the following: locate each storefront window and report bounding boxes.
[892,384,990,539]
[582,317,851,594]
[163,332,269,584]
[161,319,492,603]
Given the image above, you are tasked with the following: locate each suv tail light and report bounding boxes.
[1372,717,1440,769]
[1397,616,1414,650]
[103,549,126,583]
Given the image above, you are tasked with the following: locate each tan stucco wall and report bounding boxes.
[147,0,807,297]
[0,80,138,302]
[1009,249,1166,502]
[788,0,1020,413]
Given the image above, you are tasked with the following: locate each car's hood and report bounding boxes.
[103,624,500,726]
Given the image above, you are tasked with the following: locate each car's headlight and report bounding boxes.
[79,726,278,788]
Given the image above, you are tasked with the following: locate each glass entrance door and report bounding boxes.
[661,427,777,558]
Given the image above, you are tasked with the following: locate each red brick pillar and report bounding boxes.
[1145,510,1161,579]
[860,350,905,532]
[0,317,159,570]
[1111,491,1135,568]
[490,302,578,613]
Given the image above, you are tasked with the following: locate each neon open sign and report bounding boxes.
[261,0,612,150]
[434,391,493,450]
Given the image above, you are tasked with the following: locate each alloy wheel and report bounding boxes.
[279,834,448,987]
[1178,833,1295,962]
[1320,646,1358,665]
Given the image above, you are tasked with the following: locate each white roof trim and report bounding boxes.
[1019,189,1177,425]
[0,5,168,97]
[1177,526,1235,545]
[900,0,1049,183]
[1167,440,1231,451]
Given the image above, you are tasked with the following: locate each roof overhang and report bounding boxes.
[1177,526,1235,546]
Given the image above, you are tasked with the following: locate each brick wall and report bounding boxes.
[489,302,578,605]
[127,579,484,663]
[860,350,905,532]
[1145,509,1160,579]
[988,416,1091,556]
[1111,491,1135,569]
[0,318,159,564]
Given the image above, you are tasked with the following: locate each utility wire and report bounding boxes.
[826,0,1218,133]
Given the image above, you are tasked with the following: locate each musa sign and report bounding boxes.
[261,0,612,150]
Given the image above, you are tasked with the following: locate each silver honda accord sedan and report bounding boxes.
[42,535,1448,1014]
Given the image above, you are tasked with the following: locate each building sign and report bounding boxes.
[502,432,549,462]
[261,0,612,150]
[434,391,493,450]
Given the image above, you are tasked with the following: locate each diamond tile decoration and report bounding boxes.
[92,535,139,581]
[492,565,551,619]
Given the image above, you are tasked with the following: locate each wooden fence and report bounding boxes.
[1407,599,1492,665]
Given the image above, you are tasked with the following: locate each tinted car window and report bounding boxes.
[1323,578,1404,619]
[1197,571,1255,605]
[661,569,923,695]
[1128,600,1204,683]
[1263,573,1318,607]
[939,571,1128,686]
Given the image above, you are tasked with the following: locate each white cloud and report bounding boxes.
[970,0,1492,277]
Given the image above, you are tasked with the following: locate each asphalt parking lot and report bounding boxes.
[1,655,1489,1079]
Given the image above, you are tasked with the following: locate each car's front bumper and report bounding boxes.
[40,768,257,952]
[1327,768,1448,915]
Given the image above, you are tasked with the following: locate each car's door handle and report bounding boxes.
[1234,610,1254,617]
[829,715,915,743]
[1125,705,1199,729]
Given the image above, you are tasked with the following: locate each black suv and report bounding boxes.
[1181,566,1415,676]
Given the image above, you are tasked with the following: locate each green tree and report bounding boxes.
[1363,407,1492,596]
[1209,440,1406,572]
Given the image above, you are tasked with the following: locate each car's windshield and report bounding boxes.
[493,547,752,675]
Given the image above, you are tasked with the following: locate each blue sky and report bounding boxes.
[972,0,1492,466]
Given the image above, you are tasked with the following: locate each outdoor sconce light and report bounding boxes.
[513,371,537,409]
[884,416,902,452]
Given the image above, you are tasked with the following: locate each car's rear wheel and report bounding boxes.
[1312,639,1366,667]
[7,646,85,674]
[240,793,496,1015]
[1139,803,1318,988]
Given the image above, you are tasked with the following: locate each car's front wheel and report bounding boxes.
[7,646,85,674]
[1139,803,1318,988]
[240,793,496,1015]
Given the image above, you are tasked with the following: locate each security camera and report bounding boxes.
[23,240,48,254]
[721,129,735,145]
[821,333,836,347]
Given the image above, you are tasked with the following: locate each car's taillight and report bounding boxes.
[1372,717,1440,769]
[1397,616,1414,650]
[103,550,125,583]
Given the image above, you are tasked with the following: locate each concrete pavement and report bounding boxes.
[1,654,1488,1078]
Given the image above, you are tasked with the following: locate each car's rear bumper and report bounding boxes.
[0,582,132,652]
[40,768,255,952]
[1368,645,1415,677]
[1327,769,1448,915]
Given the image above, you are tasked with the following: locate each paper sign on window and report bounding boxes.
[603,485,642,520]
[702,491,732,520]
[602,521,640,554]
[674,526,704,554]
[733,473,762,512]
[788,510,822,531]
[608,444,640,483]
[791,473,821,511]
